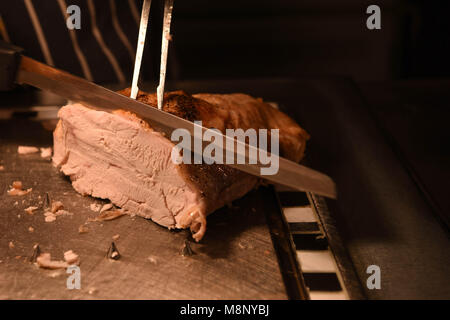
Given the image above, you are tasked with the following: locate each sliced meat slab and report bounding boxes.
[53,89,309,241]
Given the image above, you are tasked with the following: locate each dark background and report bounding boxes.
[2,0,449,82]
[155,0,450,81]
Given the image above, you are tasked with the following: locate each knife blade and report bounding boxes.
[15,55,337,199]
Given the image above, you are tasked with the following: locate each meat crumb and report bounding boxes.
[78,225,89,234]
[54,209,72,216]
[44,214,56,223]
[88,288,97,295]
[147,256,157,264]
[0,165,4,171]
[12,181,22,189]
[40,147,52,158]
[18,146,39,154]
[7,180,32,196]
[9,241,14,249]
[24,206,38,215]
[100,203,113,213]
[14,188,33,196]
[51,201,64,213]
[89,203,102,212]
[48,270,65,278]
[91,209,125,222]
[42,203,71,221]
[28,226,34,233]
[36,253,68,269]
[64,250,80,265]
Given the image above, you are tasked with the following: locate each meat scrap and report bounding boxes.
[13,181,22,189]
[44,214,56,223]
[36,250,79,269]
[88,288,98,295]
[90,209,126,222]
[43,201,72,222]
[40,147,52,158]
[89,203,101,212]
[7,181,32,196]
[64,250,80,265]
[52,88,309,241]
[100,203,113,213]
[7,188,32,196]
[54,210,72,216]
[147,256,157,264]
[18,146,39,154]
[44,210,71,223]
[78,225,89,233]
[50,201,64,213]
[24,206,38,215]
[36,253,68,269]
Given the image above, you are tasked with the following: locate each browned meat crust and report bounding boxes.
[116,88,309,240]
[118,88,309,162]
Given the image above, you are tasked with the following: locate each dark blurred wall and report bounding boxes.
[157,0,449,81]
[404,0,450,78]
[1,0,448,83]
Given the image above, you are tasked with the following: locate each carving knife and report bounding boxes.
[0,42,337,199]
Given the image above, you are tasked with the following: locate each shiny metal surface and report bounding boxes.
[130,0,152,100]
[157,0,174,110]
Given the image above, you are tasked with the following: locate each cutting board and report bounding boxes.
[0,118,288,299]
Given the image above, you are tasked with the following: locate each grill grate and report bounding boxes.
[275,186,350,300]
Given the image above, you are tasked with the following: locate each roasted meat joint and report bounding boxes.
[53,88,309,241]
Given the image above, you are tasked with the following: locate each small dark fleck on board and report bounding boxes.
[181,240,194,257]
[29,244,40,263]
[107,242,121,260]
[43,193,50,210]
